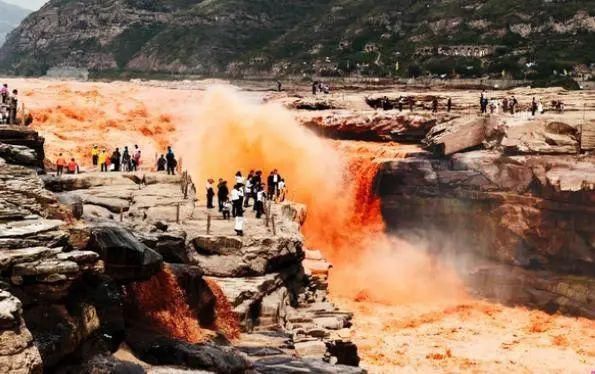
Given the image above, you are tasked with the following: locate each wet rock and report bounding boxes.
[86,225,163,282]
[167,264,216,326]
[126,328,250,373]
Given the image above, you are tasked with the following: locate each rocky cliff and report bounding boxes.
[377,118,595,318]
[0,125,363,372]
[0,0,593,79]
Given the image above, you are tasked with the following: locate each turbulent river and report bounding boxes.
[8,78,595,373]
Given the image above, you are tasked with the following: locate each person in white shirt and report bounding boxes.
[231,184,243,217]
[255,184,266,219]
[235,171,244,185]
[244,177,253,208]
[234,215,244,236]
[222,199,231,220]
[277,179,287,202]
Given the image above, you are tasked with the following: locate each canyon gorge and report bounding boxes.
[0,78,594,373]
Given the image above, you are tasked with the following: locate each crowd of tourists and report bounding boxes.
[0,83,19,124]
[54,144,180,176]
[376,91,564,116]
[206,169,287,236]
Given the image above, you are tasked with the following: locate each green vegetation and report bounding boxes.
[0,0,593,83]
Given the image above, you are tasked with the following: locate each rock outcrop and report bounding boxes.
[378,146,595,317]
[302,111,445,142]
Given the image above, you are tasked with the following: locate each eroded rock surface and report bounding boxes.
[379,144,595,316]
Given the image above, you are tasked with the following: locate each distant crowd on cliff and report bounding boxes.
[0,83,19,125]
[374,91,565,116]
[55,144,180,176]
[207,169,287,236]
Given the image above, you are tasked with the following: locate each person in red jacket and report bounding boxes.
[56,154,67,176]
[66,158,79,174]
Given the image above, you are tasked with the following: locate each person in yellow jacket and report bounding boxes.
[91,145,99,166]
[98,149,108,172]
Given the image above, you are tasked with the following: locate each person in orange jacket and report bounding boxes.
[56,153,67,176]
[66,158,79,174]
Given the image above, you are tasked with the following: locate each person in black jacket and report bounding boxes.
[111,148,121,172]
[166,146,176,175]
[157,155,166,171]
[252,171,262,210]
[267,171,275,199]
[206,179,215,209]
[217,179,229,212]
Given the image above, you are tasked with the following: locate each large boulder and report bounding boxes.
[135,231,189,264]
[189,235,304,277]
[86,225,163,282]
[0,126,45,168]
[0,143,38,167]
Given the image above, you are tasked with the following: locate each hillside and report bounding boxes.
[0,0,593,80]
[0,1,31,46]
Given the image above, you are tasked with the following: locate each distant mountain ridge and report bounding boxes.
[0,1,31,46]
[0,0,593,80]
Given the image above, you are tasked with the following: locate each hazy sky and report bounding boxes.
[3,0,47,10]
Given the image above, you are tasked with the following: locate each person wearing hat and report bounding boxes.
[91,145,99,167]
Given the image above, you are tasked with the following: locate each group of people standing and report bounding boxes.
[156,147,178,175]
[1,83,19,124]
[93,144,142,172]
[480,91,545,116]
[378,95,453,113]
[206,169,286,236]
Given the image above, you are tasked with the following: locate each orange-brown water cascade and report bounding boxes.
[127,265,206,343]
[205,278,241,340]
[180,86,465,305]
